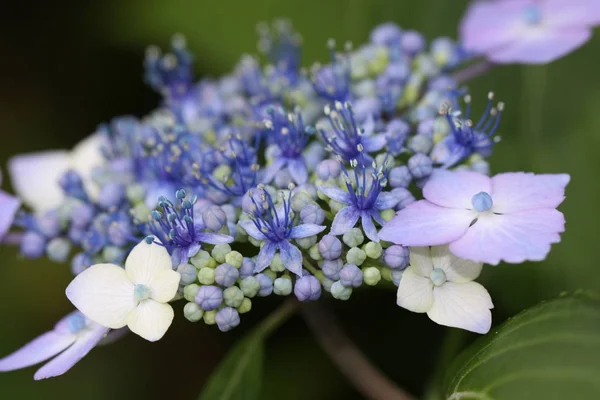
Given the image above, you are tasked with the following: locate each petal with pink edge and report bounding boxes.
[449,209,565,265]
[379,200,475,247]
[423,169,492,209]
[491,172,570,213]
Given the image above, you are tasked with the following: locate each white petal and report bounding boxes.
[427,281,493,334]
[408,246,434,277]
[70,133,108,200]
[430,245,483,283]
[8,151,69,211]
[125,240,174,286]
[66,263,136,329]
[149,269,181,303]
[396,266,434,313]
[127,300,174,342]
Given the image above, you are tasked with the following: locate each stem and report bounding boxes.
[301,302,416,400]
[254,298,299,338]
[302,257,321,277]
[453,60,494,84]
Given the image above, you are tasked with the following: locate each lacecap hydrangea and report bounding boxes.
[0,19,570,380]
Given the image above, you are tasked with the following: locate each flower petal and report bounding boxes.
[428,281,493,334]
[0,190,20,240]
[239,220,266,240]
[70,133,108,200]
[423,169,492,209]
[431,245,483,283]
[261,158,286,184]
[318,185,351,205]
[196,232,234,245]
[396,266,434,313]
[330,206,360,235]
[361,213,379,242]
[289,224,326,239]
[544,0,600,27]
[8,151,70,211]
[374,191,399,210]
[287,158,308,185]
[409,246,434,277]
[362,134,386,152]
[450,209,565,265]
[255,241,277,273]
[279,240,303,277]
[378,200,474,246]
[125,241,173,287]
[149,269,181,303]
[126,300,174,342]
[33,324,109,380]
[66,263,136,329]
[491,172,570,214]
[0,331,75,372]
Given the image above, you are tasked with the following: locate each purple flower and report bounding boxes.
[310,40,351,102]
[461,0,600,64]
[379,169,570,265]
[431,93,503,168]
[319,162,398,242]
[150,190,233,266]
[319,102,386,164]
[239,187,325,276]
[0,170,21,241]
[0,311,109,380]
[262,107,312,185]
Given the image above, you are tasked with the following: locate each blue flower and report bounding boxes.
[319,102,386,164]
[318,161,398,242]
[257,19,302,85]
[149,189,233,266]
[240,186,325,276]
[431,92,503,168]
[261,107,313,185]
[310,40,351,102]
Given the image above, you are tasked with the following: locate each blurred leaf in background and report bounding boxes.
[1,0,599,399]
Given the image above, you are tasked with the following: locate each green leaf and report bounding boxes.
[199,334,264,400]
[442,291,600,400]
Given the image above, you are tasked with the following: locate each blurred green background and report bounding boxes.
[1,0,599,398]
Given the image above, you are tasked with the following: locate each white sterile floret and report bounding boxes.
[397,245,493,334]
[66,240,181,342]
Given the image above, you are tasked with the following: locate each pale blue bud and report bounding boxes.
[274,277,293,296]
[216,307,240,332]
[321,258,343,280]
[343,228,364,248]
[409,134,433,154]
[408,153,433,179]
[46,238,71,263]
[215,263,239,287]
[339,264,363,288]
[346,247,367,266]
[184,302,204,322]
[318,235,342,260]
[177,264,198,285]
[223,286,244,307]
[317,159,341,180]
[202,205,227,231]
[256,273,273,297]
[389,166,412,188]
[294,275,321,301]
[195,285,223,311]
[300,204,325,225]
[331,281,352,300]
[239,258,255,278]
[384,245,409,269]
[240,276,260,298]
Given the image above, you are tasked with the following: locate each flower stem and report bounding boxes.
[301,302,416,400]
[255,298,300,339]
[453,60,494,84]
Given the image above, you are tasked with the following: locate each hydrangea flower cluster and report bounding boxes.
[0,14,576,380]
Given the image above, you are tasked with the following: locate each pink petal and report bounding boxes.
[488,28,591,64]
[449,209,565,265]
[460,0,526,54]
[491,172,570,213]
[379,200,475,247]
[423,169,492,209]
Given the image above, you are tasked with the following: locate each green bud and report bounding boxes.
[322,276,335,292]
[263,269,277,280]
[203,310,217,325]
[269,253,286,272]
[343,228,364,247]
[291,191,313,213]
[131,203,152,223]
[309,244,323,261]
[238,297,252,314]
[211,244,231,264]
[380,267,393,282]
[273,277,293,296]
[190,250,216,269]
[364,242,383,259]
[296,235,318,250]
[329,199,345,213]
[434,116,451,136]
[183,284,200,302]
[363,267,381,286]
[248,236,263,247]
[367,47,389,76]
[381,209,396,222]
[177,263,198,285]
[346,247,367,266]
[223,286,244,308]
[183,302,204,322]
[225,251,243,268]
[213,164,232,182]
[240,276,260,298]
[198,267,216,285]
[126,184,146,204]
[331,281,352,300]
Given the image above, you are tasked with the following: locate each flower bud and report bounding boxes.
[391,270,404,286]
[102,246,126,264]
[240,276,260,298]
[294,275,321,301]
[318,235,342,260]
[269,253,286,272]
[331,281,352,300]
[297,235,318,250]
[211,244,232,264]
[321,276,335,292]
[300,204,325,225]
[363,267,382,286]
[46,238,71,263]
[408,153,433,179]
[223,286,245,308]
[409,134,433,154]
[384,245,409,269]
[225,251,243,268]
[195,285,223,311]
[256,273,273,297]
[198,267,216,285]
[389,166,412,188]
[308,244,323,261]
[343,228,364,248]
[126,184,146,204]
[216,307,240,332]
[364,242,383,259]
[215,263,239,287]
[317,159,341,180]
[392,188,416,210]
[203,310,217,325]
[71,252,92,275]
[190,250,217,269]
[183,284,200,302]
[98,183,125,210]
[177,264,198,285]
[238,297,252,314]
[239,257,256,278]
[202,205,227,232]
[184,302,204,322]
[339,264,363,288]
[291,191,313,213]
[273,276,293,296]
[346,247,367,266]
[321,258,343,280]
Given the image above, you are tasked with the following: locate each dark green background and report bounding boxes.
[0,1,598,398]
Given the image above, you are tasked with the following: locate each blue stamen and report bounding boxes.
[523,4,542,25]
[134,284,151,301]
[67,313,87,334]
[472,192,494,212]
